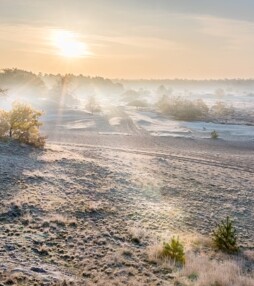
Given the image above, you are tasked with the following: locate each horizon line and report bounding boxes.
[1,67,254,82]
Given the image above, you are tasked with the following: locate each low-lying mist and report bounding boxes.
[1,68,254,141]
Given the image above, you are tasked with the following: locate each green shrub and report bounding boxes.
[212,216,239,253]
[160,236,185,264]
[211,130,219,139]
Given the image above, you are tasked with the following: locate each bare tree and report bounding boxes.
[86,96,101,115]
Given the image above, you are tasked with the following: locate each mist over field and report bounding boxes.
[1,69,254,143]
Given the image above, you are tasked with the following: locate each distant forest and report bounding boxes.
[1,68,254,93]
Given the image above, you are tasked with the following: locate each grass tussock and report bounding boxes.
[44,214,77,227]
[128,226,148,245]
[176,253,254,286]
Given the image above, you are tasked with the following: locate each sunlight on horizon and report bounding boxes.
[51,30,91,58]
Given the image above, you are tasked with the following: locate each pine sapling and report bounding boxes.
[212,216,239,253]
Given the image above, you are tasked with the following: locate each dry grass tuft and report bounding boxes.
[128,226,148,244]
[176,253,254,286]
[44,214,77,227]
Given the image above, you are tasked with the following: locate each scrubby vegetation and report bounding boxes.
[210,101,234,117]
[212,216,239,253]
[157,96,209,121]
[0,103,45,147]
[156,96,236,122]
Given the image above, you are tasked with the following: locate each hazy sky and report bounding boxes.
[0,0,254,79]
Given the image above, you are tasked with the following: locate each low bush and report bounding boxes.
[157,96,209,121]
[157,97,235,122]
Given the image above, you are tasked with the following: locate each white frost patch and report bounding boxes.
[109,117,122,126]
[99,132,131,136]
[126,110,192,137]
[63,120,95,130]
[150,132,192,138]
[126,110,254,140]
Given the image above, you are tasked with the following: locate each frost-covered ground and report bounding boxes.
[0,135,253,285]
[2,82,254,142]
[1,85,254,285]
[42,104,254,142]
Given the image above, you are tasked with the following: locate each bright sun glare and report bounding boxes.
[52,30,90,58]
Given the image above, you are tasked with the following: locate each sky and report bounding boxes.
[0,0,254,79]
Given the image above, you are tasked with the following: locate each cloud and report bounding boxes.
[194,15,254,51]
[0,25,56,55]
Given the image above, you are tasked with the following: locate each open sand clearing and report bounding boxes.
[0,136,253,285]
[42,106,254,141]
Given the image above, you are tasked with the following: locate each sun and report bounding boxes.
[52,30,90,58]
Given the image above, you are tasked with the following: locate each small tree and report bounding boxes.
[160,236,185,264]
[0,103,45,148]
[86,96,101,115]
[211,130,218,139]
[212,216,239,253]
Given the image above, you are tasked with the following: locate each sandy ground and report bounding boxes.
[0,134,253,285]
[42,106,254,141]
